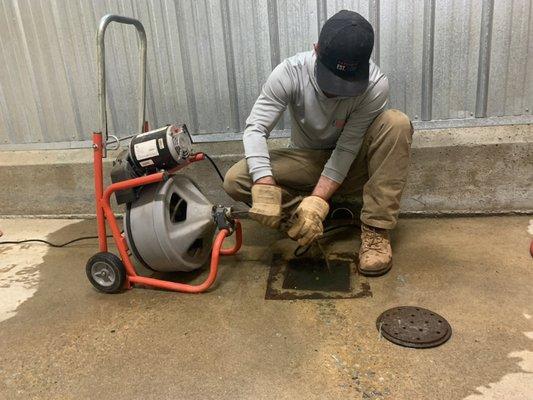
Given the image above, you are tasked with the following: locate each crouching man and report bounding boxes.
[223,10,413,277]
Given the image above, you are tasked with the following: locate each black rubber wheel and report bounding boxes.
[86,252,127,294]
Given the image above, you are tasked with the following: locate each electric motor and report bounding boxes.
[110,123,193,204]
[129,124,193,174]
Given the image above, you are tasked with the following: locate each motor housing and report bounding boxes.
[129,124,193,174]
[110,150,139,204]
[110,123,194,205]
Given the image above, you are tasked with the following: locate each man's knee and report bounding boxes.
[223,160,250,200]
[377,109,413,140]
[222,163,241,198]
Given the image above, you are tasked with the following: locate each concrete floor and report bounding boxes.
[0,216,532,400]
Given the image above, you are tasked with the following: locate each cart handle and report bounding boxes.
[97,14,147,154]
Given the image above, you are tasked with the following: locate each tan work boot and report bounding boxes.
[358,224,393,276]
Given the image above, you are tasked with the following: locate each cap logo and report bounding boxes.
[335,60,359,73]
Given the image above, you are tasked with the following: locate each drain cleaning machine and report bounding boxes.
[86,14,242,294]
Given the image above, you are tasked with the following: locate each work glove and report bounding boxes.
[287,196,330,246]
[248,184,283,228]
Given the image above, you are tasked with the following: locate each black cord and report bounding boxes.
[0,234,115,248]
[119,134,135,142]
[203,153,252,208]
[203,153,225,182]
[109,134,249,206]
[0,152,247,248]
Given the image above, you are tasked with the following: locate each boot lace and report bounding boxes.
[361,227,387,254]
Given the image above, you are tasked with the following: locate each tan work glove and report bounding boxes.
[287,196,330,246]
[248,184,282,228]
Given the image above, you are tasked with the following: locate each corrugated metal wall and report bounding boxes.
[0,0,531,147]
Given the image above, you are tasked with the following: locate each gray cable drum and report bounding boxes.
[124,175,216,272]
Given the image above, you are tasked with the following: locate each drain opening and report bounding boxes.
[265,252,372,300]
[282,257,351,292]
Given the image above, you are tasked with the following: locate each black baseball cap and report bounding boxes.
[315,10,374,97]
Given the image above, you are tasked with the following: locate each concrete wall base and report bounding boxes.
[0,124,531,217]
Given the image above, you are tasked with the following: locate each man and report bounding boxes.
[223,10,413,277]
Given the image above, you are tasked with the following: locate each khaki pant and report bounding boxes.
[223,109,413,230]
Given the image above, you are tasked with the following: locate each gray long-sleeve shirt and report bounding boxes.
[243,51,389,183]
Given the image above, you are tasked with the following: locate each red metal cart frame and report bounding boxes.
[91,15,241,293]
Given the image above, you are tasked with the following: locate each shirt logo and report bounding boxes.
[334,119,346,129]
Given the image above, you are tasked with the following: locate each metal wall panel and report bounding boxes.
[380,0,425,119]
[326,0,369,18]
[488,0,532,117]
[432,0,482,120]
[227,0,272,131]
[276,0,318,60]
[0,0,531,147]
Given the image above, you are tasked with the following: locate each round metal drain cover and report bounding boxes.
[376,306,452,348]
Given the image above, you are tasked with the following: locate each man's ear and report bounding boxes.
[313,43,319,53]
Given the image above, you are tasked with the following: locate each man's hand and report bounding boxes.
[248,178,282,228]
[287,196,330,246]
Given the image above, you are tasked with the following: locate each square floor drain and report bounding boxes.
[282,257,352,292]
[266,252,371,300]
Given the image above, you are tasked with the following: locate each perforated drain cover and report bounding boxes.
[376,306,452,348]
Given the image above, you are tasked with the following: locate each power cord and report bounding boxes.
[203,153,252,208]
[203,153,225,182]
[0,153,244,248]
[0,234,115,248]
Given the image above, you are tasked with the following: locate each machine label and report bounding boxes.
[139,159,154,167]
[134,139,159,160]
